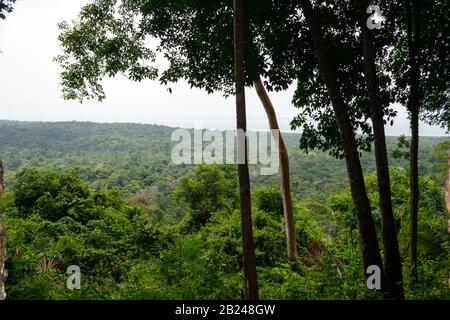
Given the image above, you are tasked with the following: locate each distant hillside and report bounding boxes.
[0,120,448,201]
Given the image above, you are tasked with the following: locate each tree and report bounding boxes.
[403,0,449,284]
[55,0,299,259]
[416,1,450,131]
[0,159,7,300]
[56,0,260,299]
[405,0,421,284]
[254,77,297,258]
[293,1,449,298]
[55,0,399,294]
[297,0,386,293]
[386,0,449,283]
[0,159,4,195]
[357,0,404,299]
[234,0,258,299]
[12,169,103,224]
[254,186,283,215]
[0,0,15,300]
[174,164,238,232]
[0,0,15,20]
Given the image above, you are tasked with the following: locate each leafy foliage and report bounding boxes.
[0,122,448,299]
[0,0,15,20]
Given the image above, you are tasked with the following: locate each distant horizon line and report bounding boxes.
[0,118,448,138]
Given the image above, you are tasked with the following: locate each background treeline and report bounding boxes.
[0,121,448,299]
[0,120,447,202]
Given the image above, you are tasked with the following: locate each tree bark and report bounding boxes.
[0,158,3,195]
[406,0,420,283]
[0,159,7,300]
[254,77,298,258]
[234,0,259,300]
[358,0,405,300]
[299,0,386,291]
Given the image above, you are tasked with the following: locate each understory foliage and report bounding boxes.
[1,159,448,300]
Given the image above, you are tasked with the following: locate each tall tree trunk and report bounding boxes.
[406,0,420,283]
[0,159,3,195]
[0,223,6,301]
[0,159,7,300]
[299,0,386,291]
[233,0,258,300]
[254,77,298,258]
[358,0,405,300]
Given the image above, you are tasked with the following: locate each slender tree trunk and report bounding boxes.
[0,223,6,301]
[299,0,386,291]
[233,0,258,300]
[0,159,7,300]
[406,0,420,283]
[254,77,298,258]
[358,0,405,300]
[409,103,419,281]
[0,159,3,195]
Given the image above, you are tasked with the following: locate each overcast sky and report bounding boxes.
[0,0,447,136]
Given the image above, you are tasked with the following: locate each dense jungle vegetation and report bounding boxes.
[1,0,449,302]
[0,121,448,299]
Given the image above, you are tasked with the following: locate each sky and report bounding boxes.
[0,0,447,136]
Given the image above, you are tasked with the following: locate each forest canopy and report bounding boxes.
[0,121,448,299]
[0,0,449,302]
